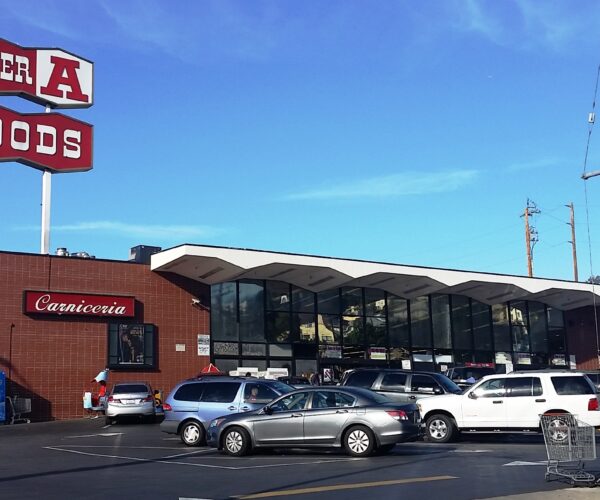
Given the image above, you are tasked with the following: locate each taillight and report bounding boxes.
[107,396,114,403]
[143,396,154,402]
[386,410,408,421]
[163,403,172,411]
[588,398,599,411]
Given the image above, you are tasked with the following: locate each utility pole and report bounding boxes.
[566,202,579,281]
[522,199,540,277]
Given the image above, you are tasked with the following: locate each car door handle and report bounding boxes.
[241,406,250,411]
[336,409,348,414]
[408,396,417,400]
[535,399,546,403]
[228,406,237,411]
[493,401,503,404]
[291,413,303,418]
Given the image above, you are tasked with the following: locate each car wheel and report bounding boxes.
[222,427,251,457]
[344,425,375,457]
[181,421,204,447]
[545,414,570,443]
[426,414,456,443]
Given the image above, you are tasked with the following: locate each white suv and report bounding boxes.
[418,370,600,443]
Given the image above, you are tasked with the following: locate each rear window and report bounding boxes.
[113,384,149,394]
[345,371,378,389]
[506,377,543,397]
[174,382,204,402]
[201,382,241,403]
[551,376,595,395]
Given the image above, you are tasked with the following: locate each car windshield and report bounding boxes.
[452,367,495,381]
[268,381,295,394]
[437,376,463,394]
[113,384,149,394]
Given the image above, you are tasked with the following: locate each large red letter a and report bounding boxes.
[40,56,89,103]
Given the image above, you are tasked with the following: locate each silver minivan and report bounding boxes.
[160,376,294,446]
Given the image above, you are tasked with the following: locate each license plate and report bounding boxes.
[123,399,136,405]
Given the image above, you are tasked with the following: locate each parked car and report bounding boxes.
[277,376,311,388]
[206,386,421,457]
[418,370,600,443]
[582,371,600,392]
[444,365,497,390]
[340,368,462,402]
[105,382,155,425]
[160,376,294,446]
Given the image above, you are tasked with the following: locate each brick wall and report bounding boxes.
[0,251,211,421]
[565,306,600,370]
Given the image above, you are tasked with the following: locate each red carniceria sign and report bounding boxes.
[24,291,135,318]
[0,105,93,172]
[0,38,93,108]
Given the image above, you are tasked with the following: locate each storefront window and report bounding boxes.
[108,324,156,369]
[547,307,566,353]
[317,313,340,344]
[432,294,451,349]
[366,316,387,346]
[388,295,410,348]
[266,311,291,343]
[365,288,386,317]
[317,289,340,315]
[342,315,364,345]
[341,287,363,316]
[293,313,316,342]
[510,301,530,352]
[411,296,432,348]
[492,303,511,351]
[211,282,237,341]
[266,281,290,312]
[213,358,238,374]
[472,300,493,351]
[452,295,472,350]
[239,280,265,342]
[292,286,315,313]
[529,302,548,353]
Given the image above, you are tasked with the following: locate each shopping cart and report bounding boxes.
[6,395,31,424]
[540,413,597,486]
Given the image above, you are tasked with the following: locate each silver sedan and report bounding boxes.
[206,386,420,457]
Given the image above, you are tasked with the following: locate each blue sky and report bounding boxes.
[2,0,600,281]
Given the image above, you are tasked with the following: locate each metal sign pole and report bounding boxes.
[40,104,52,254]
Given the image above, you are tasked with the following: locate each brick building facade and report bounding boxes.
[0,250,211,421]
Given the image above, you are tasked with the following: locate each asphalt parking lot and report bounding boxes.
[0,419,599,500]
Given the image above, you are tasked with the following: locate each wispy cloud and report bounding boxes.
[282,170,479,201]
[14,221,224,241]
[452,0,594,51]
[506,158,563,172]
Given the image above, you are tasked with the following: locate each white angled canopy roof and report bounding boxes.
[151,244,600,310]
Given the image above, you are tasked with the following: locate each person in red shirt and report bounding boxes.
[90,380,107,419]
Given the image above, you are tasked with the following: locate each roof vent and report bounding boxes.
[55,248,69,257]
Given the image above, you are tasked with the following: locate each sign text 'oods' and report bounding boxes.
[0,38,93,108]
[0,106,92,172]
[24,291,135,318]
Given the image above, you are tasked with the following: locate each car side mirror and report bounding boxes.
[468,391,478,399]
[433,387,443,395]
[263,406,273,415]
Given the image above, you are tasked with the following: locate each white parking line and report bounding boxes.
[44,446,361,470]
[503,461,546,466]
[65,433,124,439]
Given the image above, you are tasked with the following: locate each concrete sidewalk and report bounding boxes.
[482,488,599,499]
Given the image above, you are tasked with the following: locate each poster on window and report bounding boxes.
[197,334,210,356]
[118,324,144,364]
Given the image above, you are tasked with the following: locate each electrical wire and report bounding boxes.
[581,65,600,367]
